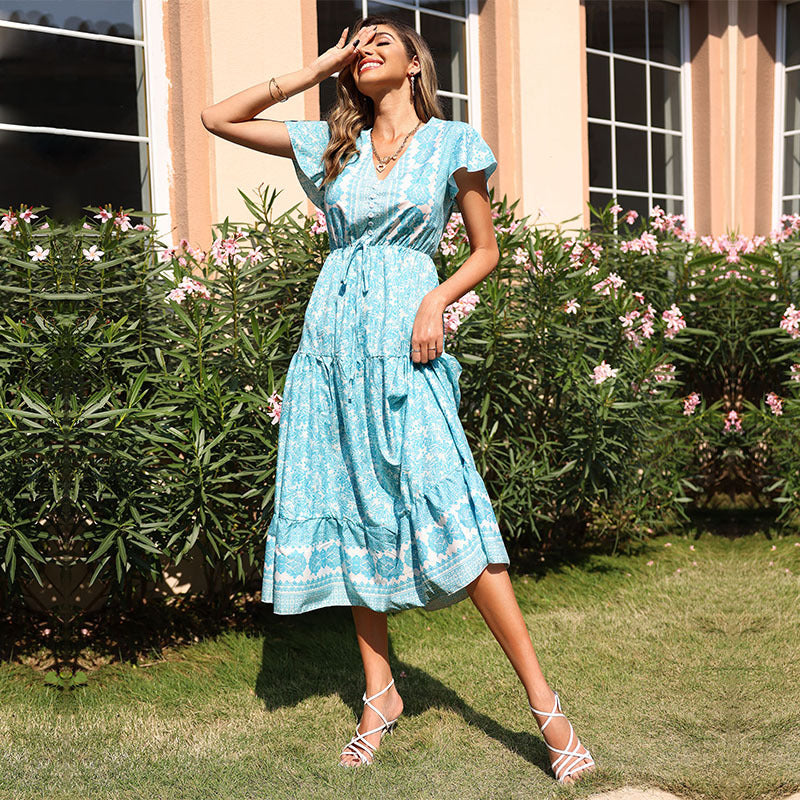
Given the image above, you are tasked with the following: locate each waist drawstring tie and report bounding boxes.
[334,239,371,404]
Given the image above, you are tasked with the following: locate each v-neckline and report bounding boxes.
[363,117,434,184]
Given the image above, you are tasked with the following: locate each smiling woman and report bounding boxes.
[199,13,596,785]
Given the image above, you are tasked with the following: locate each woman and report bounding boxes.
[201,15,596,785]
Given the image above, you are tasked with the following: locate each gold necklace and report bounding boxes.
[370,120,424,173]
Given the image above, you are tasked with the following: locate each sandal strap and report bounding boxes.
[341,678,397,765]
[529,691,595,782]
[361,677,394,728]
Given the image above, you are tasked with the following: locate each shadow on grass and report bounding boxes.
[255,600,561,779]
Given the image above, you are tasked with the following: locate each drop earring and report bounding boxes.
[410,73,416,99]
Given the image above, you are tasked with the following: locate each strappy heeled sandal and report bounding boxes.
[339,677,400,767]
[529,690,596,783]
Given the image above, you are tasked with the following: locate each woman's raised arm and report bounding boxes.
[200,24,379,156]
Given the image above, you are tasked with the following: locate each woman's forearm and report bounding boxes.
[201,64,325,128]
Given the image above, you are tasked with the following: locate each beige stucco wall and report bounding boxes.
[518,1,588,230]
[205,0,313,234]
[163,0,783,247]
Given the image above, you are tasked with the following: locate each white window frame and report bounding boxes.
[586,0,694,230]
[329,0,481,128]
[773,0,800,229]
[0,0,172,243]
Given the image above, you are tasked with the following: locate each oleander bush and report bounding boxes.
[1,187,799,620]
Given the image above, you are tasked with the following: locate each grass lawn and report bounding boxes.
[0,529,798,800]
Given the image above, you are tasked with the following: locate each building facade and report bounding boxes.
[1,0,798,247]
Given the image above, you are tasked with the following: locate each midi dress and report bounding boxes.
[260,115,510,615]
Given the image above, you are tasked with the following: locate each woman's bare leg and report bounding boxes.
[339,605,404,766]
[465,563,595,784]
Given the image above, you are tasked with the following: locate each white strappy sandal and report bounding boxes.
[339,677,400,767]
[529,690,596,783]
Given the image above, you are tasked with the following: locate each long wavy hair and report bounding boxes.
[319,15,446,188]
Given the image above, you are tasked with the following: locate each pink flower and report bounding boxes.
[664,542,672,547]
[444,291,480,336]
[779,304,800,339]
[114,213,133,232]
[27,244,49,262]
[723,409,742,434]
[662,304,686,339]
[790,364,800,382]
[266,391,282,425]
[683,392,701,415]
[646,560,654,566]
[19,207,38,223]
[610,203,622,214]
[94,207,113,223]
[1,212,18,232]
[592,272,626,295]
[592,360,618,384]
[564,298,580,314]
[310,209,327,235]
[765,392,783,416]
[82,244,104,262]
[625,209,639,225]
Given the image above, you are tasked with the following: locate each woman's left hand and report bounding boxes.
[411,291,447,364]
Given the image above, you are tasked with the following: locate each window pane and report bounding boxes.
[652,195,683,216]
[316,1,361,51]
[366,2,415,28]
[783,197,800,216]
[0,26,142,135]
[588,122,612,188]
[437,95,466,122]
[418,0,467,15]
[613,58,646,125]
[1,131,147,222]
[785,68,800,133]
[784,134,800,197]
[0,0,137,39]
[651,132,682,195]
[616,127,647,191]
[420,13,466,94]
[617,193,650,225]
[648,0,681,67]
[589,190,612,232]
[650,65,681,130]
[612,0,646,60]
[585,0,609,52]
[787,1,800,69]
[587,53,610,119]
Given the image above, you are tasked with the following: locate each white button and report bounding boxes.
[368,212,374,218]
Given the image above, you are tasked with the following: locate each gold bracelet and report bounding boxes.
[268,76,288,102]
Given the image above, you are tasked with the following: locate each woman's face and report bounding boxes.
[350,24,417,96]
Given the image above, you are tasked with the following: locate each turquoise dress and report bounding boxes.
[261,116,510,615]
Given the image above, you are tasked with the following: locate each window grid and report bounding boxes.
[0,2,154,219]
[328,0,479,126]
[774,0,800,284]
[775,0,800,227]
[586,0,690,227]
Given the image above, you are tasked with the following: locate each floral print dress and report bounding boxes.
[261,115,510,615]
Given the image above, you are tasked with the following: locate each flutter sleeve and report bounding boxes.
[283,119,331,210]
[445,121,498,203]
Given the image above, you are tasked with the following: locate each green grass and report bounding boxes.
[0,530,798,800]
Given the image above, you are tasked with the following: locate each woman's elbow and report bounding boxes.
[200,107,220,132]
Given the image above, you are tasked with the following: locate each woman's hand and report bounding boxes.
[411,291,448,365]
[311,24,379,81]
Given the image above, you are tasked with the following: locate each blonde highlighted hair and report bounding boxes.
[319,15,446,188]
